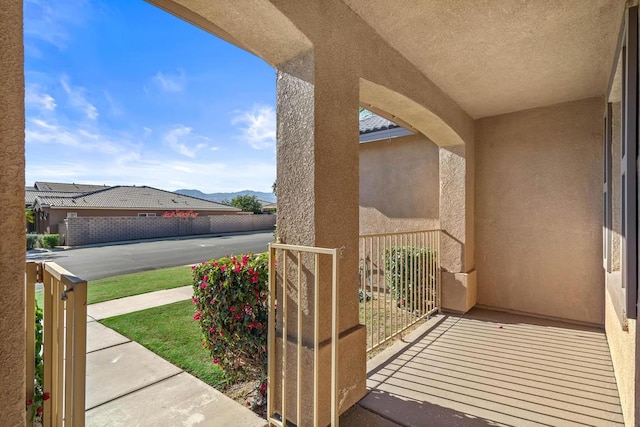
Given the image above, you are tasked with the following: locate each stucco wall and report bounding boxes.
[63,214,276,246]
[359,134,439,234]
[605,274,636,426]
[0,0,25,424]
[475,98,604,324]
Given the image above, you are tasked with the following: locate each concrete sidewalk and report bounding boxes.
[84,287,266,426]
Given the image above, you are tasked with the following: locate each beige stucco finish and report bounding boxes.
[605,278,636,427]
[274,51,366,423]
[0,0,25,424]
[359,134,439,235]
[475,98,605,325]
[345,0,626,119]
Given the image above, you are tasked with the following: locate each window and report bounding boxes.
[137,213,156,217]
[66,212,77,218]
[605,6,638,325]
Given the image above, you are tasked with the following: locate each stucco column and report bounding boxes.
[274,49,366,425]
[0,0,26,424]
[440,142,477,313]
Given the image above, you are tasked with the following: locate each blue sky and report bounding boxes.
[24,0,276,193]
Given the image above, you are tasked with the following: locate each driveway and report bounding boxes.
[26,231,273,280]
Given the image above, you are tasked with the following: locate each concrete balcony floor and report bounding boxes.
[343,308,624,426]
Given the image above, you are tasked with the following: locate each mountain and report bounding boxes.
[175,189,277,204]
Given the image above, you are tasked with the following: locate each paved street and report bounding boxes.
[26,231,273,280]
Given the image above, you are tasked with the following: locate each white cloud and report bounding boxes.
[232,105,276,149]
[61,78,99,120]
[163,125,211,158]
[152,70,185,93]
[23,0,90,52]
[25,85,57,111]
[27,155,276,194]
[26,118,125,155]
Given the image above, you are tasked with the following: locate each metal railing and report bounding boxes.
[267,243,341,427]
[26,262,87,427]
[359,230,440,354]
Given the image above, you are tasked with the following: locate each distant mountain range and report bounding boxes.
[175,189,277,204]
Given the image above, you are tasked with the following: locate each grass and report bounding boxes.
[100,300,225,388]
[87,265,193,304]
[34,264,193,308]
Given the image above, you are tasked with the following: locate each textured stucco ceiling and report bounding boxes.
[344,0,625,118]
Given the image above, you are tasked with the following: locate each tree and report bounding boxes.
[230,195,262,214]
[26,208,34,224]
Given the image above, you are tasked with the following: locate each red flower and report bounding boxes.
[248,323,255,330]
[251,275,259,283]
[231,256,237,264]
[213,357,220,364]
[192,297,198,304]
[220,264,227,272]
[193,312,201,321]
[256,322,262,328]
[210,327,216,333]
[230,306,236,312]
[37,406,43,415]
[234,265,242,273]
[26,399,33,406]
[42,392,50,401]
[191,265,196,270]
[242,255,249,266]
[203,275,209,282]
[201,282,207,289]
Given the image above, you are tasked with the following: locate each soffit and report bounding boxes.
[344,0,625,118]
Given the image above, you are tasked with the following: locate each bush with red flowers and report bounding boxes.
[162,210,199,218]
[191,253,269,388]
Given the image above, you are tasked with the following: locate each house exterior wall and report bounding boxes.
[62,214,276,246]
[605,274,636,427]
[359,133,439,234]
[475,98,604,325]
[0,0,25,423]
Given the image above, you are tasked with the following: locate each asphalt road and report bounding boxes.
[26,231,273,280]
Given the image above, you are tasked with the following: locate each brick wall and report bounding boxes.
[63,215,276,246]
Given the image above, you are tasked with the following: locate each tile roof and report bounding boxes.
[33,185,241,212]
[359,112,400,135]
[34,181,111,192]
[26,190,84,205]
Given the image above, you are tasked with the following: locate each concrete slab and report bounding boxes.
[87,286,193,320]
[86,321,130,353]
[86,372,266,427]
[85,341,182,410]
[361,309,625,427]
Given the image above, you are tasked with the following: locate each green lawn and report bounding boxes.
[87,265,193,304]
[35,264,193,308]
[100,300,225,388]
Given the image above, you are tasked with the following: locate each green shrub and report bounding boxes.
[26,234,39,250]
[26,301,48,423]
[41,234,60,249]
[385,246,436,311]
[191,253,268,404]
